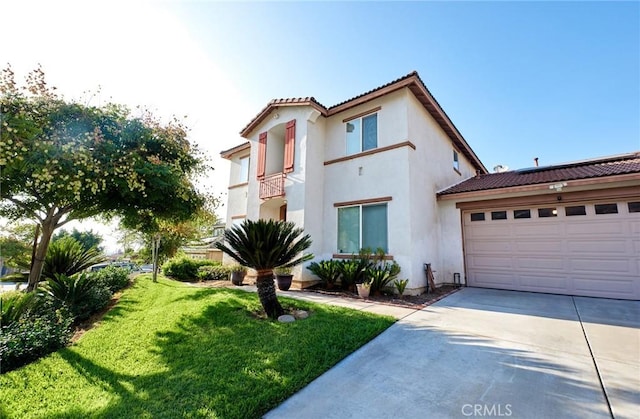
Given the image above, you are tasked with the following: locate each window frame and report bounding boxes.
[565,205,587,216]
[491,211,507,220]
[345,112,378,155]
[453,150,460,172]
[594,203,618,215]
[238,156,250,183]
[337,202,388,254]
[628,202,640,213]
[538,208,558,218]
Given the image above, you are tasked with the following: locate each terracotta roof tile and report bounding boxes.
[438,152,640,195]
[327,71,419,111]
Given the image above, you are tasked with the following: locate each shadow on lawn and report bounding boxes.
[51,290,359,419]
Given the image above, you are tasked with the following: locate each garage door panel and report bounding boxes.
[515,240,563,253]
[566,240,628,254]
[573,277,636,296]
[466,240,512,253]
[469,271,516,287]
[565,220,623,235]
[464,201,639,300]
[569,258,633,274]
[517,257,564,270]
[466,224,510,238]
[513,224,562,236]
[519,275,569,291]
[468,255,513,269]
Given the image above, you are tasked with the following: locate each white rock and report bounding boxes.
[293,310,309,319]
[278,314,295,323]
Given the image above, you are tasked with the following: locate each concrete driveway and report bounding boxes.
[266,288,640,419]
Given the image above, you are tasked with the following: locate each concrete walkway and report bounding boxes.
[265,288,640,419]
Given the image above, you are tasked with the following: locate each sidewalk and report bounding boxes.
[235,285,420,320]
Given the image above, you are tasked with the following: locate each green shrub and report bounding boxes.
[366,261,401,295]
[338,258,370,290]
[394,278,409,296]
[307,260,341,289]
[43,237,106,280]
[45,273,112,322]
[162,257,218,281]
[1,291,44,328]
[93,266,131,293]
[0,272,28,283]
[197,265,231,281]
[0,297,73,373]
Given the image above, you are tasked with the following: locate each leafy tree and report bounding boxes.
[122,200,219,281]
[216,219,312,319]
[0,222,37,274]
[52,228,103,252]
[0,65,206,291]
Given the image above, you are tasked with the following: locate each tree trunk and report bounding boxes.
[151,235,160,282]
[255,269,284,319]
[26,220,54,292]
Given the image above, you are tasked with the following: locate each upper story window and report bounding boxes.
[346,113,377,155]
[238,156,249,183]
[453,150,460,171]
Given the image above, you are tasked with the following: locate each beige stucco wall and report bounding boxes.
[226,87,481,292]
[405,91,476,291]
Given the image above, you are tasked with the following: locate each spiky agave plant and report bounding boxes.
[215,219,312,319]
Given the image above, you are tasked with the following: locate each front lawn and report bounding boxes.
[0,275,394,418]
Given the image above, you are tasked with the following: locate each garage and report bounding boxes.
[438,152,640,300]
[462,200,640,300]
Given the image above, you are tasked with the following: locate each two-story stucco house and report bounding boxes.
[221,72,487,294]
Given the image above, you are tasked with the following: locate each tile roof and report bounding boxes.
[438,152,640,196]
[238,71,487,173]
[239,97,326,138]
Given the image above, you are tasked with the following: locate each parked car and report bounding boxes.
[140,264,154,273]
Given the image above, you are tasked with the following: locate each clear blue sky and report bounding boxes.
[2,1,638,249]
[172,1,639,170]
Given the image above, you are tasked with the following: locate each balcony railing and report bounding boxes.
[259,172,285,199]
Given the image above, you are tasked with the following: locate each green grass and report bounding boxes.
[0,275,394,418]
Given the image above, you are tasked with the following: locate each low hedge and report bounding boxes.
[0,293,73,373]
[93,266,131,293]
[197,265,231,281]
[162,257,219,281]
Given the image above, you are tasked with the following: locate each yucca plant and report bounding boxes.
[44,273,111,321]
[42,237,106,280]
[307,260,341,289]
[215,219,313,319]
[366,261,401,295]
[338,257,370,291]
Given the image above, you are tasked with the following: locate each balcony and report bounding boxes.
[259,172,285,199]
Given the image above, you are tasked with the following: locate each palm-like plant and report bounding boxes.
[215,219,313,319]
[42,237,106,280]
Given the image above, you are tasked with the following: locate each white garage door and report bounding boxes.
[463,200,640,300]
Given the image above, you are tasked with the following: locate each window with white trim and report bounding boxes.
[453,150,460,171]
[346,113,378,155]
[337,203,388,253]
[238,156,249,183]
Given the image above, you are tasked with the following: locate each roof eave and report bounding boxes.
[437,172,640,201]
[220,141,250,159]
[240,101,327,138]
